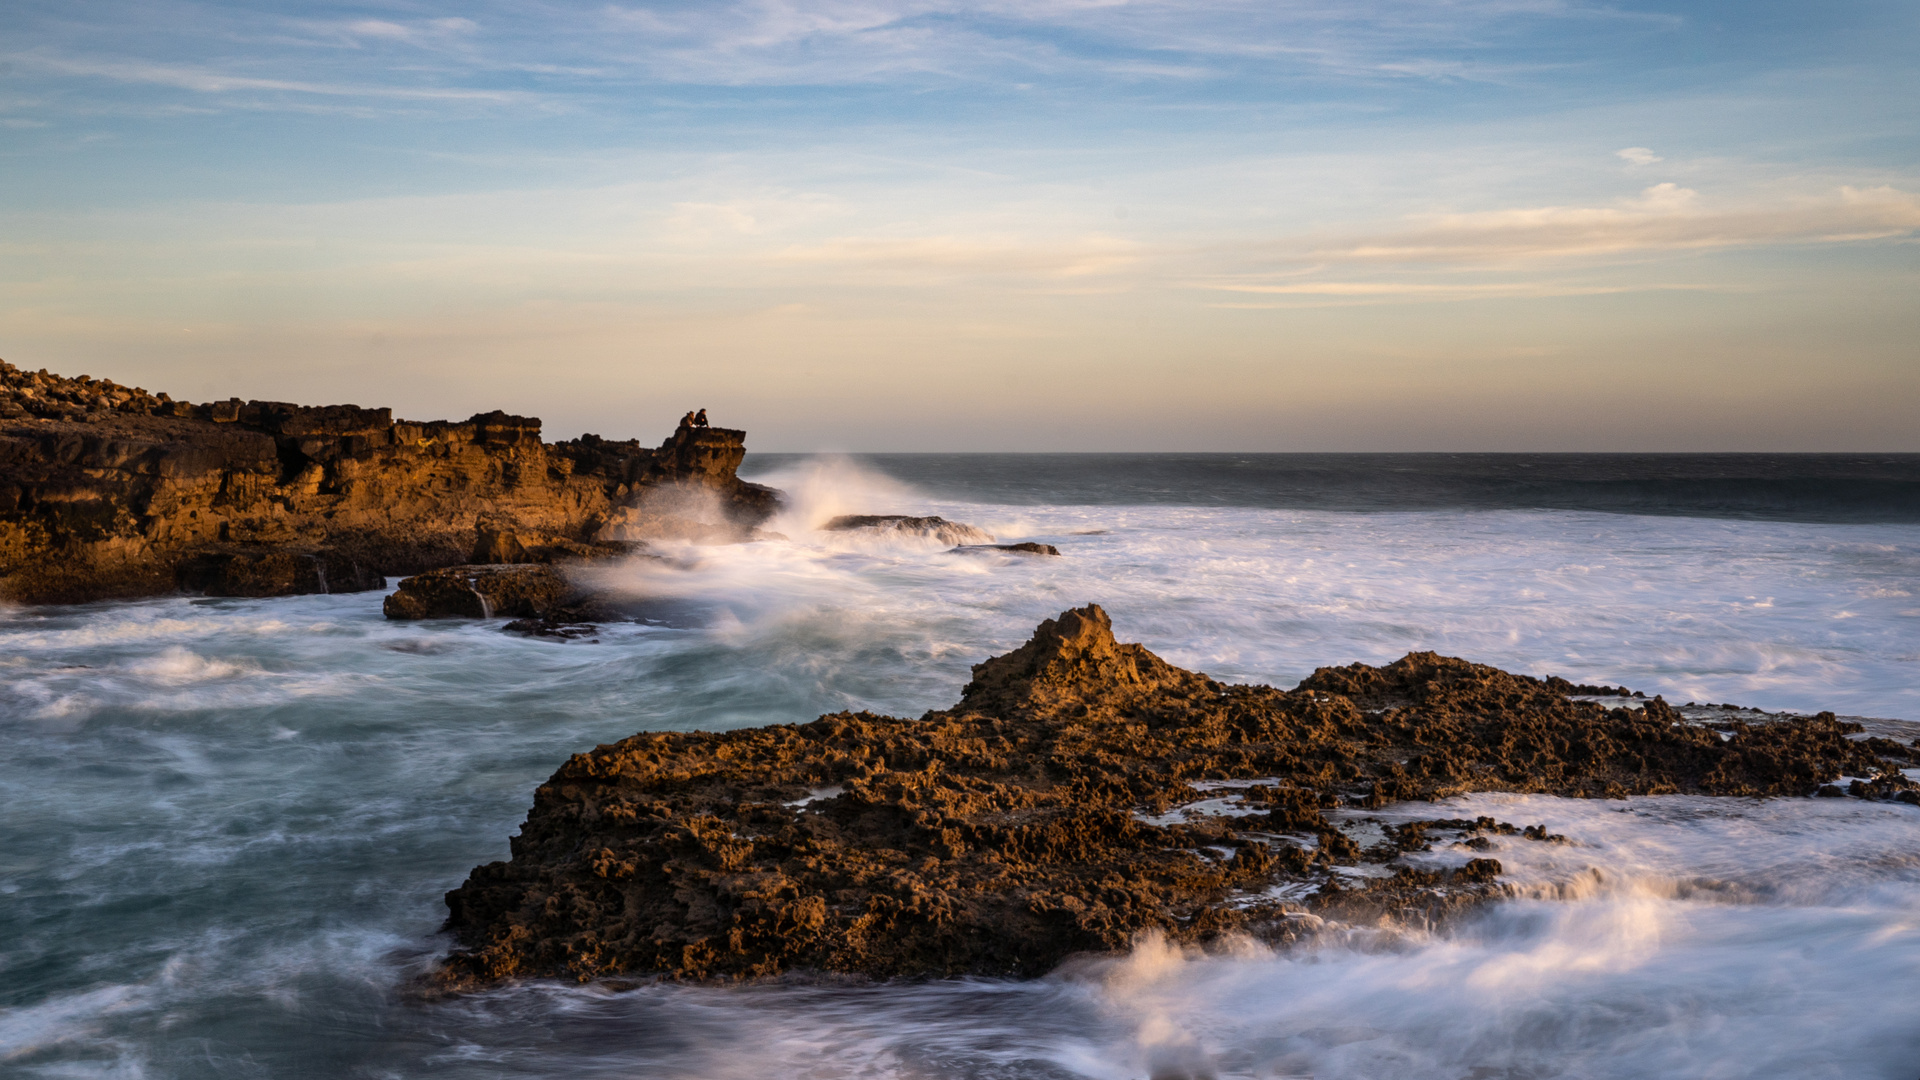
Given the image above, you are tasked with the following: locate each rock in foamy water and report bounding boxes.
[437,605,1918,987]
[951,542,1060,556]
[383,565,572,620]
[822,514,994,546]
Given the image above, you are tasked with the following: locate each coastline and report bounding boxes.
[0,361,777,605]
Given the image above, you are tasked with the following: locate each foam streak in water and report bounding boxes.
[2,482,1917,1077]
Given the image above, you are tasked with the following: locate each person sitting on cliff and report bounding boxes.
[679,410,696,428]
[693,409,709,427]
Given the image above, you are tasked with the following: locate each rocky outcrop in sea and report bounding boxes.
[438,605,1917,987]
[0,361,777,604]
[825,514,995,546]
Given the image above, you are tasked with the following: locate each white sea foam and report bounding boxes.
[579,502,1919,719]
[2,492,1917,1077]
[378,789,1920,1079]
[753,454,929,535]
[1048,794,1920,1080]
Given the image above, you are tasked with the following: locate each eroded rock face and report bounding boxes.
[176,548,387,597]
[438,605,1916,987]
[0,361,779,603]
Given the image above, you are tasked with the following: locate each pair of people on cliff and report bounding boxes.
[678,409,709,429]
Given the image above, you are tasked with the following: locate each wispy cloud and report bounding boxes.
[338,18,478,46]
[9,50,527,102]
[663,193,848,238]
[767,233,1142,281]
[1308,184,1920,264]
[1616,146,1662,166]
[1158,183,1920,305]
[1204,281,1713,296]
[2,0,1685,118]
[585,0,1660,86]
[1198,280,1728,308]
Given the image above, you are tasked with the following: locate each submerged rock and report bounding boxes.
[438,606,1917,988]
[0,359,780,604]
[822,514,994,546]
[502,611,603,640]
[383,565,571,620]
[951,542,1060,556]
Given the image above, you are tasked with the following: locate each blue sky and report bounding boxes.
[1,0,1915,448]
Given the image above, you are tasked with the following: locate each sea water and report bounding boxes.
[2,454,1917,1078]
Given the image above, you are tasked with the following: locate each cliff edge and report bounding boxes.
[0,361,778,603]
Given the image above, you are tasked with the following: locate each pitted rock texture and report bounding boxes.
[0,360,778,603]
[439,605,1916,987]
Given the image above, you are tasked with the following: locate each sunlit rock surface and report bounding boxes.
[382,565,574,620]
[0,360,778,603]
[438,605,1915,987]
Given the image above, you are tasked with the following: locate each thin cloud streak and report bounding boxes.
[10,175,1911,301]
[591,0,1673,86]
[10,50,530,102]
[765,234,1142,279]
[1201,281,1724,296]
[756,184,1920,292]
[1305,185,1920,264]
[1198,281,1734,309]
[2,0,1685,115]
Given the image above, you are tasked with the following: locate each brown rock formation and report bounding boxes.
[382,565,573,620]
[438,605,1916,987]
[0,361,779,604]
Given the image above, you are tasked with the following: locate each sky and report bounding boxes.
[0,0,1915,450]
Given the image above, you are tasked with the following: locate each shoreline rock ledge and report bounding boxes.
[437,605,1914,988]
[0,360,778,604]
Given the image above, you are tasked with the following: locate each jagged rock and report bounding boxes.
[437,605,1916,988]
[470,529,634,565]
[383,565,572,620]
[176,548,386,597]
[951,542,1061,556]
[471,529,552,565]
[596,510,758,545]
[822,514,994,546]
[0,360,780,603]
[502,608,604,640]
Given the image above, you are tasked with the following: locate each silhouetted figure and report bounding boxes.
[693,409,709,427]
[679,410,696,428]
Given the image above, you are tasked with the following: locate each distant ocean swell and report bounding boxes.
[747,453,1920,523]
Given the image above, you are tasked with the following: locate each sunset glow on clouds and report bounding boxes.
[0,0,1914,448]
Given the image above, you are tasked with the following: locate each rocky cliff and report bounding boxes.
[0,361,778,604]
[437,605,1917,987]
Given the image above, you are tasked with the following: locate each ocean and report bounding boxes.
[2,454,1917,1078]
